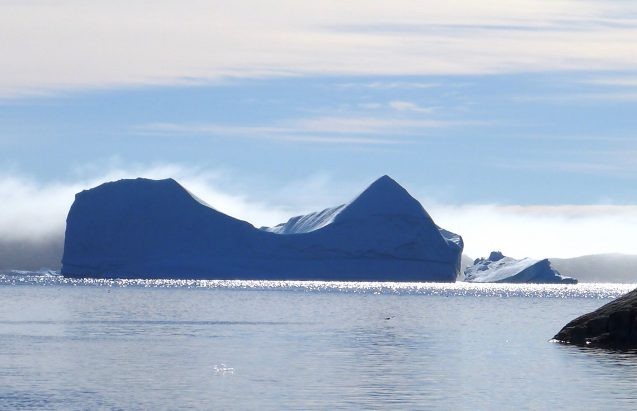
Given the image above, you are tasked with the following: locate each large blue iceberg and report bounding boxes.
[61,175,464,281]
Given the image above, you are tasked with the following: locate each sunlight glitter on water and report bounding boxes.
[0,271,633,299]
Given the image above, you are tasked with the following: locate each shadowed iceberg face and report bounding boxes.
[62,175,464,282]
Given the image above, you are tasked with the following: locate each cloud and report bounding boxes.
[389,101,433,113]
[582,76,637,87]
[2,1,637,96]
[337,81,441,90]
[513,91,637,103]
[496,154,637,178]
[133,114,464,145]
[289,116,448,133]
[1,164,636,270]
[133,122,400,145]
[428,203,637,260]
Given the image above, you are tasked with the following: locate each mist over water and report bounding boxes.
[1,169,636,272]
[1,273,637,409]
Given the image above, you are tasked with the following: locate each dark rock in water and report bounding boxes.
[62,175,463,282]
[553,288,637,347]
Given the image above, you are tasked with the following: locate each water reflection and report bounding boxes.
[1,271,634,299]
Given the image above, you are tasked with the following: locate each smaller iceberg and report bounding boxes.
[464,251,577,284]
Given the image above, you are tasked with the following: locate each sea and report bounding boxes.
[1,272,637,410]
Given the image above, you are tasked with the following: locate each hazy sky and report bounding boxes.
[1,1,637,264]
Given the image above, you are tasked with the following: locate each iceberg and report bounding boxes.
[61,175,464,281]
[464,251,577,284]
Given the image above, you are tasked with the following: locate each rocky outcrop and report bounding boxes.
[553,288,637,347]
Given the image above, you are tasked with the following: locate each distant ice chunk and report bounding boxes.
[464,251,577,284]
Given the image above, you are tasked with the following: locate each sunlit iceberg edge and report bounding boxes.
[0,270,634,299]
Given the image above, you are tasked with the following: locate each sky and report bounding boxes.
[1,0,637,267]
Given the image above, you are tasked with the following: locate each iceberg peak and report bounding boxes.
[357,175,410,200]
[333,175,430,224]
[368,174,400,189]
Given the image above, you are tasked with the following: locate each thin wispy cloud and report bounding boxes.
[513,91,637,103]
[497,155,637,178]
[2,1,637,96]
[134,113,468,145]
[583,76,637,87]
[134,122,400,145]
[266,135,401,145]
[389,101,433,113]
[337,81,441,90]
[289,116,449,133]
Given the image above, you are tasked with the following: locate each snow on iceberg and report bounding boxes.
[61,175,464,282]
[464,251,577,284]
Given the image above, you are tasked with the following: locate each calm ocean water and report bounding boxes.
[1,272,637,410]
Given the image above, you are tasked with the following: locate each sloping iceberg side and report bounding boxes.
[261,204,346,234]
[464,251,577,284]
[62,175,464,282]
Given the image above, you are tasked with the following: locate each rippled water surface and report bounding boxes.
[1,273,637,409]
